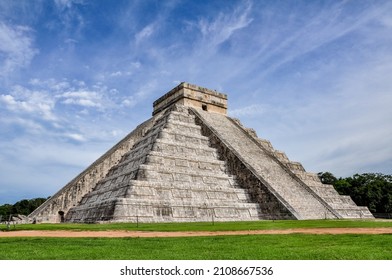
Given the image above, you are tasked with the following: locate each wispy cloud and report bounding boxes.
[1,0,392,204]
[135,23,156,44]
[196,1,253,49]
[0,22,38,78]
[229,104,268,117]
[59,90,103,108]
[54,0,85,10]
[0,88,56,121]
[0,78,130,144]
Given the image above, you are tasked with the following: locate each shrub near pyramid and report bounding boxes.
[29,83,373,223]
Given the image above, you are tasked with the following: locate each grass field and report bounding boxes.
[1,234,391,260]
[2,219,392,232]
[1,220,391,260]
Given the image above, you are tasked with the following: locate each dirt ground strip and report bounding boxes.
[1,228,392,238]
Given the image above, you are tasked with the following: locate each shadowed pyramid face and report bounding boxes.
[29,83,373,223]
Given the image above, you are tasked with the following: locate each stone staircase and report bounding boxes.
[192,108,372,219]
[66,105,262,223]
[233,118,373,219]
[192,108,339,220]
[307,184,373,218]
[31,82,373,223]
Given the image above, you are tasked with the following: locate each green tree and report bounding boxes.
[0,204,12,220]
[317,172,338,185]
[320,172,392,213]
[12,199,31,216]
[0,197,47,218]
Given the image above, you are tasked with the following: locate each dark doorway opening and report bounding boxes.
[58,211,65,223]
[202,104,208,111]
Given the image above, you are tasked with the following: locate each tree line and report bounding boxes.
[1,172,391,220]
[317,172,392,214]
[0,198,47,221]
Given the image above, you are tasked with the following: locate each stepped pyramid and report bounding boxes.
[29,82,373,223]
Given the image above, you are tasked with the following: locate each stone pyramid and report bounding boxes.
[29,82,373,223]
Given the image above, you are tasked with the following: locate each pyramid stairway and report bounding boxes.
[191,108,373,219]
[66,105,262,222]
[29,82,373,223]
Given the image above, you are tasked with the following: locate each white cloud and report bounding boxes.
[51,0,86,44]
[197,1,253,48]
[0,116,44,135]
[252,56,392,177]
[60,90,103,108]
[0,90,56,121]
[1,0,392,204]
[0,78,129,151]
[229,104,268,117]
[0,22,38,77]
[245,1,392,81]
[121,98,136,108]
[135,24,155,44]
[110,71,123,77]
[64,133,86,142]
[131,61,141,68]
[54,0,74,9]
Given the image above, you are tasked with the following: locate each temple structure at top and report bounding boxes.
[29,82,373,223]
[152,82,228,115]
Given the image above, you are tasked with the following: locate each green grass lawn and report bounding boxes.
[1,234,391,260]
[1,220,391,260]
[2,219,392,232]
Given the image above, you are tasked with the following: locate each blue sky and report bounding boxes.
[1,0,391,205]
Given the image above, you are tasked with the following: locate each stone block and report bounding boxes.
[29,82,372,224]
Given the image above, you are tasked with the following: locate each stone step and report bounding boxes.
[340,195,358,206]
[145,155,226,173]
[122,139,155,161]
[146,154,227,173]
[164,118,201,132]
[114,198,259,208]
[89,165,241,194]
[229,118,321,186]
[166,109,196,124]
[83,190,251,205]
[126,109,190,149]
[146,151,227,167]
[151,109,196,129]
[159,128,210,146]
[129,130,160,149]
[113,119,210,177]
[96,164,140,186]
[292,171,322,185]
[308,184,340,196]
[274,150,289,163]
[88,179,247,197]
[256,138,274,152]
[67,195,262,222]
[152,138,218,158]
[116,127,209,173]
[106,153,146,177]
[335,207,374,219]
[81,178,247,204]
[130,177,240,187]
[126,189,250,203]
[137,164,235,185]
[193,108,335,219]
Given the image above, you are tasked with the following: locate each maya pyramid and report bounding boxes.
[29,82,373,223]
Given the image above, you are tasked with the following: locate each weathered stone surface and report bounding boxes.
[29,82,373,223]
[64,105,262,223]
[153,82,227,115]
[28,116,160,223]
